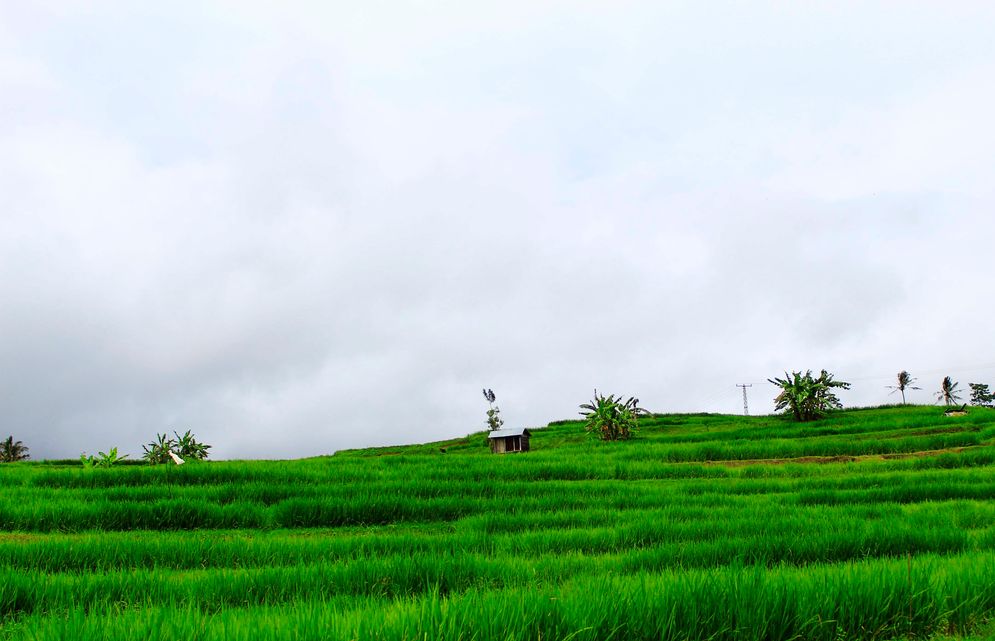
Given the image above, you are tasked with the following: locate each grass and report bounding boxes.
[1,404,994,640]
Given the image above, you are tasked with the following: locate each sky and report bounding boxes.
[3,1,995,460]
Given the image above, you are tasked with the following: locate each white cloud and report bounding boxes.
[2,2,995,458]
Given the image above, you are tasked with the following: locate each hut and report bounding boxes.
[488,428,531,454]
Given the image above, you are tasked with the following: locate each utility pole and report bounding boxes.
[736,384,752,416]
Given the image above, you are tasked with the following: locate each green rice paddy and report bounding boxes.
[2,405,994,640]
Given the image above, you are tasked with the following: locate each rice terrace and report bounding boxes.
[3,397,995,640]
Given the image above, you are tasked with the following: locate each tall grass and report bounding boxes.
[8,553,995,641]
[1,405,993,640]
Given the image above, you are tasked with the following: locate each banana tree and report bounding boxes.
[142,433,176,465]
[579,391,646,441]
[173,430,211,460]
[769,370,850,421]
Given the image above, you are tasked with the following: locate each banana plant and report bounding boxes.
[769,370,850,421]
[173,430,211,460]
[96,447,128,467]
[579,391,645,441]
[79,447,128,468]
[142,433,176,465]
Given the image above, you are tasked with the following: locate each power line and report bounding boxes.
[846,362,995,383]
[736,384,752,416]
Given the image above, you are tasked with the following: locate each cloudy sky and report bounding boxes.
[3,2,995,460]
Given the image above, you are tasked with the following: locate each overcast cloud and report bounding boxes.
[3,2,995,459]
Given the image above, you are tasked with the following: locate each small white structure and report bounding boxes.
[168,451,185,465]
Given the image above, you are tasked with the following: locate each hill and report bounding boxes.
[1,405,994,640]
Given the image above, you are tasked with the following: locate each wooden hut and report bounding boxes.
[488,428,531,454]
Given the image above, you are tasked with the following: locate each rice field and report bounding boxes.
[2,405,994,640]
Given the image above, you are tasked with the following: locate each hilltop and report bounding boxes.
[338,404,995,465]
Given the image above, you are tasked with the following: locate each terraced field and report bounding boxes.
[2,405,994,640]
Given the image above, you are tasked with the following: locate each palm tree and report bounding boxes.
[936,376,962,406]
[0,436,29,463]
[887,371,920,405]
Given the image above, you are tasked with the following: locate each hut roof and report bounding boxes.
[487,428,531,439]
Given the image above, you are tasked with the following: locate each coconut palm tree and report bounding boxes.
[936,376,962,406]
[887,371,920,405]
[0,436,29,462]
